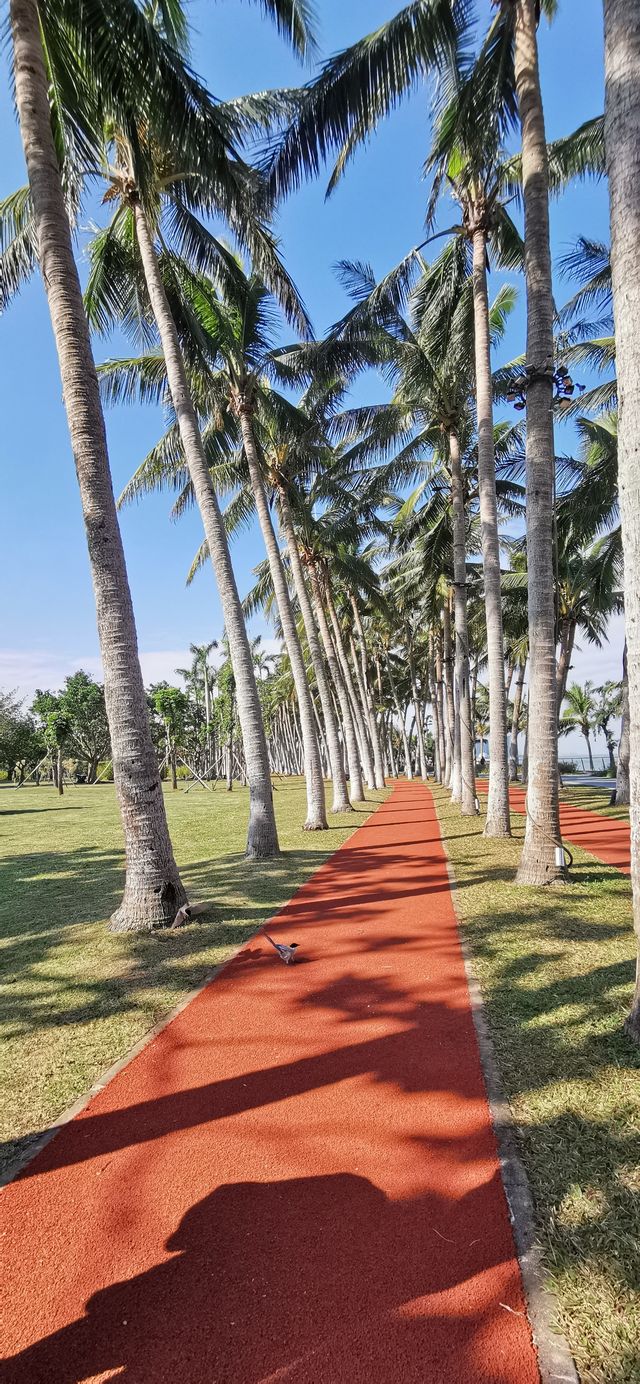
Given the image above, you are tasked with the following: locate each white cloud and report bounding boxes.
[0,639,284,705]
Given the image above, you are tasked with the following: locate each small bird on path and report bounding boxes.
[263,930,299,965]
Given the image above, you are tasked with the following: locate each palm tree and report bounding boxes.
[5,0,223,926]
[594,681,623,775]
[330,251,516,813]
[8,0,323,869]
[560,682,597,773]
[506,0,564,882]
[604,0,640,1037]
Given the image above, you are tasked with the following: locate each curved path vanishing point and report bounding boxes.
[477,781,631,875]
[1,782,540,1384]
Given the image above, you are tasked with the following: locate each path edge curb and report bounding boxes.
[0,940,248,1190]
[434,791,580,1384]
[1,791,390,1192]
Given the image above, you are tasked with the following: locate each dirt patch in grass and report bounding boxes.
[431,785,640,1384]
[0,779,388,1178]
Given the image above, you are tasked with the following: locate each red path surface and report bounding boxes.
[1,783,540,1384]
[478,781,631,875]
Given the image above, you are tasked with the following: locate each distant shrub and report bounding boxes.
[558,760,577,774]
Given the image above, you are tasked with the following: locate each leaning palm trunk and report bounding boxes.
[277,488,352,812]
[133,202,278,858]
[605,0,640,1035]
[442,596,455,787]
[10,0,187,930]
[617,642,630,805]
[238,410,327,831]
[471,225,510,834]
[386,656,412,779]
[323,579,376,790]
[308,566,365,801]
[509,658,527,782]
[449,431,477,814]
[513,0,564,884]
[350,598,386,788]
[350,632,385,789]
[555,618,576,719]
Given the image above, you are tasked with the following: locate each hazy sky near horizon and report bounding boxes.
[0,0,619,756]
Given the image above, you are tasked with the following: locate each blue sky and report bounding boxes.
[0,0,620,755]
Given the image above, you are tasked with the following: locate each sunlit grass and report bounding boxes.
[0,778,388,1176]
[432,785,640,1384]
[560,784,630,822]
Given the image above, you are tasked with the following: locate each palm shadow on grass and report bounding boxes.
[432,786,640,1380]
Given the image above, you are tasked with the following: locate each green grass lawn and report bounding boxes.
[0,778,388,1179]
[559,783,631,822]
[432,785,640,1384]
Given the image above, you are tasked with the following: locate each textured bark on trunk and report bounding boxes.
[428,644,442,781]
[277,489,351,812]
[583,732,595,774]
[133,203,278,858]
[605,0,640,1035]
[442,597,455,788]
[10,0,186,930]
[434,632,446,782]
[386,657,412,779]
[449,431,477,815]
[351,598,386,788]
[513,0,564,883]
[239,411,327,831]
[471,227,511,834]
[617,642,630,804]
[323,579,376,790]
[509,658,526,782]
[57,747,64,796]
[309,566,365,801]
[406,640,428,780]
[555,619,576,718]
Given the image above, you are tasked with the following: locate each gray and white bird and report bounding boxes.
[263,931,299,965]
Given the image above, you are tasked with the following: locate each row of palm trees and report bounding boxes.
[3,1,638,1036]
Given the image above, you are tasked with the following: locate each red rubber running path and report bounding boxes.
[477,781,631,875]
[1,783,540,1383]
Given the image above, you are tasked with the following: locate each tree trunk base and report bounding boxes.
[109,874,187,933]
[331,799,354,814]
[303,817,329,831]
[515,859,566,886]
[484,817,512,838]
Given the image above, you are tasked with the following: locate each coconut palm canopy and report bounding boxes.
[0,0,634,1028]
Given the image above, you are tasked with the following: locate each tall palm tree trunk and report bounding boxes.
[605,0,640,1034]
[350,598,386,788]
[350,632,385,788]
[238,410,327,830]
[449,430,478,814]
[509,657,526,782]
[555,618,576,718]
[513,0,564,884]
[617,642,630,805]
[434,631,447,782]
[442,595,455,787]
[323,579,376,790]
[10,0,186,930]
[385,656,412,779]
[133,201,278,858]
[428,644,442,781]
[471,225,510,834]
[277,489,352,811]
[308,566,365,801]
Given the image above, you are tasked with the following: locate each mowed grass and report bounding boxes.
[560,783,631,822]
[0,778,388,1178]
[432,785,640,1384]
